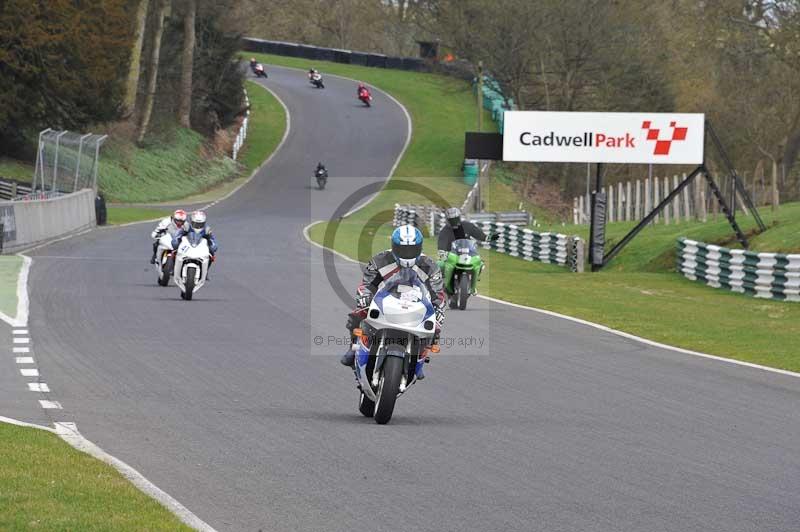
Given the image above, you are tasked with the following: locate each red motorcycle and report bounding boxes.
[358,88,372,107]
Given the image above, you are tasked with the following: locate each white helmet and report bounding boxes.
[190,210,207,231]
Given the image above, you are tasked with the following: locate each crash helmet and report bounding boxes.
[172,209,188,228]
[391,224,423,268]
[445,207,462,228]
[358,82,366,90]
[190,210,207,231]
[250,57,256,62]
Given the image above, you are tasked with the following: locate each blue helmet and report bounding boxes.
[391,224,423,268]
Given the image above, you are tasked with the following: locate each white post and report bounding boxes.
[682,172,690,223]
[635,179,641,220]
[663,177,670,224]
[608,185,615,222]
[625,181,632,221]
[700,186,707,222]
[654,176,660,223]
[573,197,579,224]
[644,178,650,220]
[578,195,585,224]
[672,175,680,223]
[617,182,624,222]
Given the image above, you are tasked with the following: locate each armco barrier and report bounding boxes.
[677,237,800,301]
[393,204,583,272]
[475,221,584,273]
[0,189,96,253]
[244,37,470,78]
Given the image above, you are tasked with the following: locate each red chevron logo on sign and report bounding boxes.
[642,121,689,156]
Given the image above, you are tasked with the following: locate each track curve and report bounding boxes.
[19,66,800,532]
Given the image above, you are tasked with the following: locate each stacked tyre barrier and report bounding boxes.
[393,204,439,235]
[475,76,515,132]
[474,221,584,272]
[677,238,800,301]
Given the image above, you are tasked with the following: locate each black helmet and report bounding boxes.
[445,207,461,228]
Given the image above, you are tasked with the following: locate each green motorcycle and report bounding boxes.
[437,238,484,310]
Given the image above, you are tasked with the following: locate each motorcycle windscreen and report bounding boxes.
[451,238,478,256]
[375,269,434,326]
[187,231,204,247]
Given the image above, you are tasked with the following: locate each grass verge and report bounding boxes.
[0,158,34,183]
[0,423,192,531]
[292,54,800,372]
[107,207,172,226]
[0,255,21,318]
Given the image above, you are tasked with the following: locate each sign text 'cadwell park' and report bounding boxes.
[502,111,705,165]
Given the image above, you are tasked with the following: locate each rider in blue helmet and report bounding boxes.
[340,224,446,378]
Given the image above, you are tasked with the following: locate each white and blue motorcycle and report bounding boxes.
[174,232,211,301]
[350,269,437,424]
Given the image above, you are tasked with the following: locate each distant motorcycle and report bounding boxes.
[310,72,324,88]
[253,64,268,78]
[358,88,372,107]
[153,232,175,286]
[174,232,212,301]
[315,167,328,190]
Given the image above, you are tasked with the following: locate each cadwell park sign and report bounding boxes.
[502,111,705,165]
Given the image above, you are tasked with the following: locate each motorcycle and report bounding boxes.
[153,232,176,286]
[438,238,484,310]
[174,232,212,301]
[358,90,372,107]
[310,72,324,88]
[315,168,328,190]
[253,64,268,78]
[350,269,437,424]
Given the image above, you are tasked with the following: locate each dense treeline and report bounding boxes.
[243,0,800,201]
[0,0,246,158]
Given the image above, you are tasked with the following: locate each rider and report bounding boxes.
[340,224,446,379]
[150,209,187,264]
[172,210,218,275]
[250,57,258,72]
[309,67,319,78]
[436,207,495,253]
[315,162,328,178]
[357,82,370,99]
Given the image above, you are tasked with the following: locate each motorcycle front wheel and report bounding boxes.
[183,265,196,301]
[458,273,470,310]
[374,355,403,424]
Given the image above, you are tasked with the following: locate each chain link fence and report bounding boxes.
[33,129,107,196]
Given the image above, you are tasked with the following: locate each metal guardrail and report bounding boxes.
[0,179,32,200]
[474,221,584,272]
[392,204,583,272]
[677,238,800,301]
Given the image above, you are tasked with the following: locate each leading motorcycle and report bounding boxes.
[174,232,212,301]
[315,167,328,189]
[310,72,324,88]
[350,269,437,424]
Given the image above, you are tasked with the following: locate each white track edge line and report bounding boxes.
[0,415,55,432]
[475,293,800,379]
[53,422,218,532]
[302,211,800,381]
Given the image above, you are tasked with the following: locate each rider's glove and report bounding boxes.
[346,313,361,331]
[437,249,448,261]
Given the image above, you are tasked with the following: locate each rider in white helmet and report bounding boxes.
[150,209,187,264]
[172,210,218,276]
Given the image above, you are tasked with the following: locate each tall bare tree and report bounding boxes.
[123,0,150,118]
[137,0,170,144]
[178,0,196,128]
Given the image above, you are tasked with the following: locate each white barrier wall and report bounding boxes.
[1,189,96,253]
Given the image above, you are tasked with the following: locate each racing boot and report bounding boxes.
[150,242,158,264]
[340,348,355,368]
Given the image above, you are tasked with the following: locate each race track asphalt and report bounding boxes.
[11,66,800,531]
